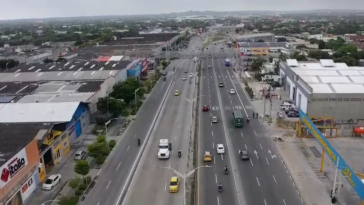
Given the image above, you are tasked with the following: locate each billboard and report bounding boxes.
[21,175,36,201]
[141,59,148,72]
[0,148,28,188]
[299,110,364,199]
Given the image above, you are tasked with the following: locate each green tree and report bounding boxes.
[97,97,125,116]
[290,52,307,61]
[251,58,265,74]
[308,51,332,59]
[58,196,79,205]
[68,177,82,190]
[335,56,357,66]
[74,41,84,46]
[111,78,143,104]
[318,40,326,49]
[74,160,90,180]
[88,141,109,158]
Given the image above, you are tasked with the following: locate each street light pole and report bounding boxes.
[160,165,211,205]
[134,88,140,111]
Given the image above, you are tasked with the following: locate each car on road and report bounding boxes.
[219,82,224,87]
[174,90,180,96]
[229,89,236,94]
[202,105,209,112]
[184,70,188,73]
[216,144,225,154]
[169,177,180,193]
[203,151,212,162]
[182,76,187,81]
[208,65,212,69]
[189,73,194,78]
[212,116,218,123]
[241,150,250,160]
[74,150,86,161]
[42,174,61,190]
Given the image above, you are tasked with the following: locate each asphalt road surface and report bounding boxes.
[123,58,196,205]
[198,43,305,205]
[80,60,180,205]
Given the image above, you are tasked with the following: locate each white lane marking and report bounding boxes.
[293,182,296,187]
[217,197,220,205]
[212,143,215,148]
[215,174,218,183]
[250,158,254,166]
[301,197,304,202]
[230,100,233,104]
[212,131,214,136]
[256,177,260,186]
[289,175,292,180]
[127,146,130,151]
[283,199,286,205]
[164,181,168,191]
[265,157,269,165]
[273,175,277,184]
[221,154,224,160]
[116,162,121,171]
[133,134,136,138]
[264,199,267,205]
[245,144,247,150]
[297,190,299,194]
[97,202,100,205]
[284,164,287,169]
[106,180,111,189]
[241,132,243,137]
[175,135,177,140]
[214,157,216,164]
[97,169,102,176]
[254,130,257,136]
[260,143,263,150]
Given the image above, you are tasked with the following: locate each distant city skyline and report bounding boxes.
[1,0,364,21]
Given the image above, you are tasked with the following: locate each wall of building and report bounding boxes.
[114,68,128,83]
[308,93,364,121]
[0,139,40,204]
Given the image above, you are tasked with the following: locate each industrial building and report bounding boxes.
[235,33,275,42]
[279,59,364,122]
[239,42,294,56]
[0,102,89,204]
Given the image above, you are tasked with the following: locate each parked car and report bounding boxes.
[42,174,61,190]
[287,111,300,118]
[74,150,86,161]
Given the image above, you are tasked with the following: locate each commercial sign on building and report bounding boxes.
[300,110,364,200]
[0,148,28,188]
[21,175,36,201]
[141,59,148,72]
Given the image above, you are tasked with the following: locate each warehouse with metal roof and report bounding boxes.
[279,59,364,121]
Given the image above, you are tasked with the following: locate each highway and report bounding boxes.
[80,59,183,205]
[198,43,305,205]
[122,37,202,205]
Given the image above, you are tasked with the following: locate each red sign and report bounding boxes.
[0,149,28,188]
[142,59,148,72]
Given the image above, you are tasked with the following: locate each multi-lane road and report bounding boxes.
[197,43,305,205]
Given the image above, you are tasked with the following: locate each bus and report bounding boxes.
[225,59,231,66]
[232,110,244,128]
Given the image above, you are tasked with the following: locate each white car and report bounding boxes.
[182,76,187,81]
[42,174,61,190]
[216,144,225,154]
[229,89,236,94]
[212,116,218,123]
[189,73,194,78]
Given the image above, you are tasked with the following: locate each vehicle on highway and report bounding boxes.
[189,73,194,78]
[182,76,187,81]
[219,82,224,87]
[74,150,86,161]
[42,174,61,190]
[216,144,225,154]
[241,150,250,160]
[169,177,180,193]
[203,151,212,162]
[184,70,188,73]
[163,76,166,81]
[202,105,209,112]
[212,116,218,123]
[158,139,171,159]
[232,110,244,128]
[229,89,236,94]
[208,65,212,69]
[193,57,198,62]
[174,90,180,96]
[225,59,231,66]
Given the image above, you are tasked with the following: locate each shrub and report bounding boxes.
[75,189,83,196]
[78,184,87,191]
[109,140,116,149]
[137,101,143,108]
[84,175,92,185]
[96,155,106,165]
[58,196,80,205]
[121,110,129,117]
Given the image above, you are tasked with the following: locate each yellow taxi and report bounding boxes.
[203,151,212,162]
[174,90,180,96]
[169,176,180,193]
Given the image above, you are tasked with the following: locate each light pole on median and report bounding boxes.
[134,88,140,111]
[40,200,59,205]
[160,165,211,205]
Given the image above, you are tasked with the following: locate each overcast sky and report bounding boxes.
[1,0,364,20]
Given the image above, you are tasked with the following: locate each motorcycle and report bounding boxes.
[178,151,181,158]
[218,185,222,192]
[225,169,228,175]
